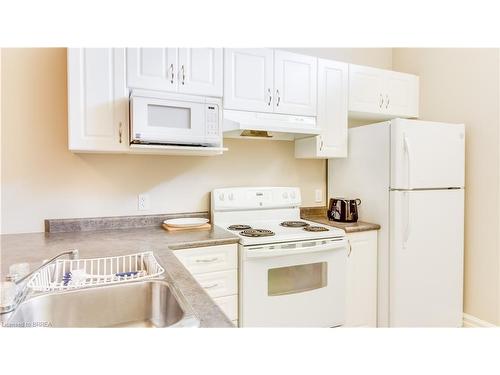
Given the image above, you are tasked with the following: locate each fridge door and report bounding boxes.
[389,189,464,327]
[391,119,465,189]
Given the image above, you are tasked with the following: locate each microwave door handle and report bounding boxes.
[245,240,347,259]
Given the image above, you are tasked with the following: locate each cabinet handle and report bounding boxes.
[202,282,219,289]
[169,64,174,84]
[379,93,384,108]
[385,94,390,109]
[267,88,272,106]
[347,239,352,257]
[181,65,185,85]
[195,257,219,263]
[118,122,123,144]
[320,138,324,151]
[276,89,281,107]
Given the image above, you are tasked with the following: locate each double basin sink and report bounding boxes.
[4,279,200,328]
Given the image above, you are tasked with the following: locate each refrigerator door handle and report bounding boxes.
[403,191,411,249]
[403,135,412,188]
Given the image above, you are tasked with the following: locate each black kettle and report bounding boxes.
[328,198,362,223]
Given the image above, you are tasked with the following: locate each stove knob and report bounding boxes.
[290,191,296,199]
[228,193,234,201]
[282,192,289,199]
[219,193,225,201]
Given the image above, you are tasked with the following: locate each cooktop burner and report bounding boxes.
[303,226,329,232]
[227,224,252,231]
[240,229,275,237]
[280,221,310,228]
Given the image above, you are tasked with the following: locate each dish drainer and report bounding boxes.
[27,252,164,292]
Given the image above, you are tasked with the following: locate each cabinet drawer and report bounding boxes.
[174,244,237,275]
[193,269,238,298]
[213,295,238,321]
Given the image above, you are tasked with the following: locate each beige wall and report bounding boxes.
[393,48,500,325]
[1,48,392,235]
[283,48,392,69]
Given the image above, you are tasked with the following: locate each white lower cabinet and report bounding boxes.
[174,244,238,324]
[345,230,378,327]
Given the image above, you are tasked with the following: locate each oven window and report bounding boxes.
[268,262,327,296]
[147,105,191,129]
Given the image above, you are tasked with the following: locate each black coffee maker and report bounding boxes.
[328,198,361,223]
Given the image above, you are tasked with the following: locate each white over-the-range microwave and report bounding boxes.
[130,90,222,147]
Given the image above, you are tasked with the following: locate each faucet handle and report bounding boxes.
[70,249,79,260]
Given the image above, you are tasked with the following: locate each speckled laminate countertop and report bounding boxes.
[1,226,239,328]
[301,214,381,233]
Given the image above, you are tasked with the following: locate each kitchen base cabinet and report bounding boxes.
[174,244,238,322]
[67,48,129,152]
[345,230,378,327]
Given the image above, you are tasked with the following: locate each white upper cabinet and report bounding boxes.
[273,50,317,116]
[127,48,223,97]
[223,49,317,116]
[223,48,274,113]
[295,59,348,158]
[349,64,419,120]
[127,48,178,92]
[67,48,129,152]
[178,48,223,96]
[384,70,419,118]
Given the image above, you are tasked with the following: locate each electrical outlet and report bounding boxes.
[138,194,150,211]
[315,189,323,203]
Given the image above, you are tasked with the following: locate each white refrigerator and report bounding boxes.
[330,118,465,327]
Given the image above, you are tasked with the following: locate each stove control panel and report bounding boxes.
[212,187,301,211]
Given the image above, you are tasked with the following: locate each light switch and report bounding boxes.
[314,189,322,203]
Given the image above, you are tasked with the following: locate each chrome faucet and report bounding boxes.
[1,249,79,316]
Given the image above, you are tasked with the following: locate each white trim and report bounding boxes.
[463,313,496,328]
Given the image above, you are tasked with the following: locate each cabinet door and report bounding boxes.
[348,64,385,115]
[223,48,274,112]
[345,231,378,327]
[274,50,317,116]
[67,48,129,152]
[178,48,222,97]
[384,70,419,118]
[295,59,348,158]
[126,48,178,92]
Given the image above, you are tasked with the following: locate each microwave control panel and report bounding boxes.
[205,104,220,138]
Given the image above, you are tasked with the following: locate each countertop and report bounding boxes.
[1,226,240,328]
[301,213,381,233]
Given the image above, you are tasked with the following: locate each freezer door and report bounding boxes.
[391,119,465,189]
[389,189,464,327]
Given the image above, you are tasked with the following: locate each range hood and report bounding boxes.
[223,110,319,141]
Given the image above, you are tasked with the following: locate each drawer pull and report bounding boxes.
[202,282,219,289]
[195,257,219,263]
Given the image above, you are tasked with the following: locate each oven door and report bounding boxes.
[240,238,347,327]
[130,94,220,146]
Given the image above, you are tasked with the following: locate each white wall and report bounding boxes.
[1,48,393,234]
[393,48,500,325]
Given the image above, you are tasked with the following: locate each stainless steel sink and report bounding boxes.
[4,279,199,328]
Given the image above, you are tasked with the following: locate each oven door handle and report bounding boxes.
[245,240,347,259]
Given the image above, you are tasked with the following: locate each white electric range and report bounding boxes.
[211,187,348,327]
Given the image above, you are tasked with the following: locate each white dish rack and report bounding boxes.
[27,252,164,292]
